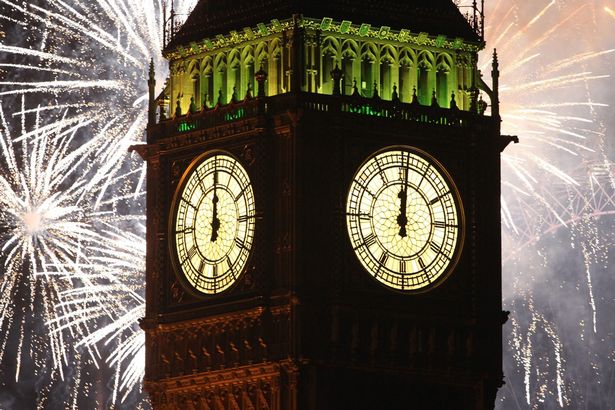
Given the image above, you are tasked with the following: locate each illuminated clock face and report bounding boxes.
[346,147,462,292]
[173,153,255,295]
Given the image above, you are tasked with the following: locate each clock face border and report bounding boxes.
[345,145,465,294]
[168,150,256,298]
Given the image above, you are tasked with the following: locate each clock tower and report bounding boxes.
[133,0,517,408]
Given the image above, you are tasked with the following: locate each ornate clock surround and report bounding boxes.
[159,131,274,317]
[345,145,465,294]
[168,150,257,297]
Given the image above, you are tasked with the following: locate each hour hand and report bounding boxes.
[210,189,220,242]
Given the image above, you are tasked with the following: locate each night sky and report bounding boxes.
[1,0,614,409]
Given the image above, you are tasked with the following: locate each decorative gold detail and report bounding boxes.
[346,146,464,292]
[170,280,185,303]
[171,152,256,295]
[242,145,255,165]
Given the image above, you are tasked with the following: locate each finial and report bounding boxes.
[216,89,224,106]
[478,94,488,115]
[391,83,399,102]
[174,95,182,117]
[189,95,196,114]
[352,79,360,97]
[147,58,156,126]
[331,64,343,96]
[245,83,253,100]
[159,100,167,121]
[255,66,267,97]
[372,82,379,99]
[231,86,237,103]
[450,92,458,110]
[411,86,419,105]
[431,89,439,107]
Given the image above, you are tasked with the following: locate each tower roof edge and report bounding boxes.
[165,0,480,52]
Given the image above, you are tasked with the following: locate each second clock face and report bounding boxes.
[346,147,462,292]
[173,153,255,295]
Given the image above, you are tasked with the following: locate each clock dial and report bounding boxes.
[346,147,462,291]
[172,153,255,295]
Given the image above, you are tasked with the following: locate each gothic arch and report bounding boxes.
[322,36,341,60]
[399,47,417,67]
[255,41,269,67]
[379,44,397,65]
[341,39,359,60]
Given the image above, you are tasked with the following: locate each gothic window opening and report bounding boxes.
[379,46,396,100]
[417,52,434,105]
[360,43,377,98]
[341,40,359,95]
[188,61,200,110]
[270,39,283,95]
[202,59,214,108]
[192,74,200,109]
[214,53,227,104]
[321,37,339,95]
[229,50,241,100]
[436,54,452,108]
[242,46,255,98]
[398,48,416,103]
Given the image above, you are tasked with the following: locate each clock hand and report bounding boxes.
[397,166,408,237]
[210,168,221,242]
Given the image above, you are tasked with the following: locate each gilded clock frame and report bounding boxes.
[168,149,256,298]
[346,145,466,294]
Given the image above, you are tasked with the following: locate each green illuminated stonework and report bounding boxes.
[161,16,482,117]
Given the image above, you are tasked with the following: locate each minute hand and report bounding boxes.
[397,168,408,237]
[210,171,221,242]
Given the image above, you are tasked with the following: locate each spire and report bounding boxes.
[331,64,343,96]
[431,89,439,107]
[411,87,419,105]
[147,59,156,126]
[391,84,399,103]
[450,92,458,110]
[174,94,182,117]
[491,48,500,119]
[351,79,360,97]
[255,66,267,97]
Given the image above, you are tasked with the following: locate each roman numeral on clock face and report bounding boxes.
[378,252,389,266]
[364,233,377,247]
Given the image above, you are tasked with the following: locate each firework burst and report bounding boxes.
[1,0,614,408]
[462,0,615,408]
[0,0,188,405]
[0,99,102,383]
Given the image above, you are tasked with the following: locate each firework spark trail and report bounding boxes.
[457,0,615,408]
[0,99,107,383]
[0,1,180,403]
[0,0,612,407]
[50,223,146,403]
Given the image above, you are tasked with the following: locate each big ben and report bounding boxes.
[132,0,517,408]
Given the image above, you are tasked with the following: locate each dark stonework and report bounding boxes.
[136,1,511,409]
